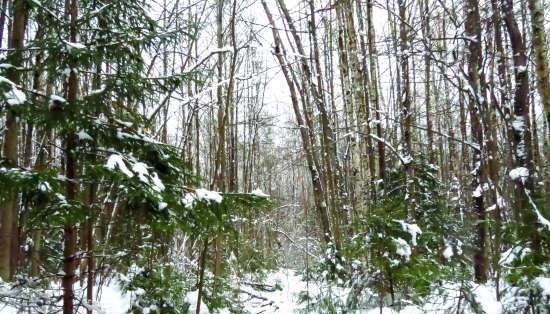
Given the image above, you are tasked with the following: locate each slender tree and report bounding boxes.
[465,0,489,283]
[0,0,28,281]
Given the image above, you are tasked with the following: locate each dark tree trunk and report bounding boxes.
[465,0,488,283]
[0,0,27,281]
[63,0,79,313]
[501,0,541,263]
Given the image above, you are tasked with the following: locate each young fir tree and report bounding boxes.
[0,1,269,313]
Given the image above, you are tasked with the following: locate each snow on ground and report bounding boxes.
[470,284,502,314]
[93,283,133,314]
[185,290,211,314]
[2,271,547,313]
[0,270,317,313]
[236,269,311,313]
[0,281,132,314]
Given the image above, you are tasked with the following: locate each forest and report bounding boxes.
[0,0,548,313]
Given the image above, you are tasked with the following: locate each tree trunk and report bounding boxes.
[63,0,79,313]
[277,0,344,247]
[226,0,238,193]
[196,240,208,314]
[421,0,434,164]
[501,0,541,263]
[366,0,385,187]
[0,0,27,281]
[527,0,550,128]
[212,0,226,192]
[398,0,414,218]
[262,0,333,245]
[465,0,488,283]
[0,0,8,49]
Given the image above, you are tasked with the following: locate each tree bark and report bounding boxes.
[527,0,550,128]
[63,0,79,313]
[195,240,208,314]
[226,0,238,193]
[277,0,344,247]
[366,0,385,186]
[421,0,434,164]
[262,0,333,245]
[212,0,226,192]
[0,0,27,281]
[398,0,415,218]
[501,0,541,263]
[465,0,488,283]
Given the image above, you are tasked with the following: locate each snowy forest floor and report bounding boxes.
[1,268,534,314]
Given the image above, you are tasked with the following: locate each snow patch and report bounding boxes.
[183,193,195,208]
[500,246,530,266]
[472,185,483,198]
[512,116,524,132]
[132,162,149,184]
[87,86,106,96]
[509,167,529,181]
[4,88,26,105]
[534,277,550,297]
[77,130,93,141]
[185,290,210,313]
[0,76,16,86]
[471,284,502,314]
[158,202,168,210]
[516,65,527,73]
[106,154,134,178]
[38,181,51,192]
[394,220,422,246]
[150,172,165,192]
[250,188,269,198]
[65,41,87,50]
[535,209,550,230]
[443,245,454,260]
[393,237,412,260]
[401,153,413,165]
[50,94,66,103]
[195,188,223,203]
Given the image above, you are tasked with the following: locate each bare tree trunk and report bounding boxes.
[196,240,208,314]
[335,4,355,211]
[262,0,333,245]
[421,0,434,164]
[277,0,344,247]
[527,0,550,128]
[0,0,8,49]
[465,0,488,283]
[309,0,346,244]
[210,0,226,286]
[440,13,455,178]
[31,81,53,277]
[366,0,385,187]
[0,0,27,281]
[488,0,507,295]
[398,0,414,218]
[501,0,541,263]
[459,77,468,178]
[84,48,104,314]
[212,0,226,192]
[63,0,79,312]
[351,0,377,202]
[226,0,238,193]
